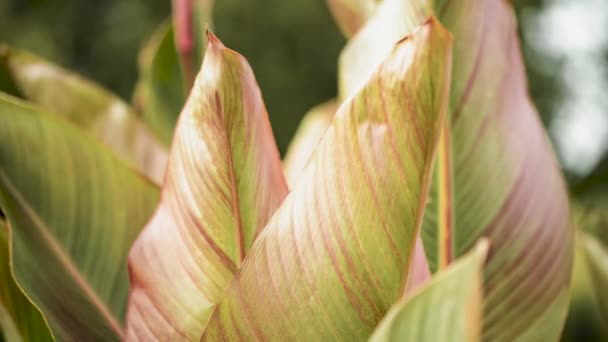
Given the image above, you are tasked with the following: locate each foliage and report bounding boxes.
[0,0,603,341]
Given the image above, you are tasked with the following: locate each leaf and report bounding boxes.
[576,201,608,323]
[0,220,53,342]
[283,102,431,297]
[433,1,573,339]
[326,0,379,37]
[0,46,168,184]
[341,0,574,339]
[133,23,187,145]
[201,18,452,340]
[0,93,160,341]
[125,32,288,341]
[338,0,429,99]
[582,231,608,321]
[370,239,488,342]
[172,0,214,90]
[560,228,608,341]
[283,100,337,188]
[135,0,213,146]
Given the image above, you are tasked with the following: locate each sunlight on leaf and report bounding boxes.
[126,31,287,341]
[202,18,452,340]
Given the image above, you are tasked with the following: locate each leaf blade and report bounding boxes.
[282,100,337,188]
[133,22,187,146]
[0,46,168,184]
[0,93,159,341]
[202,18,452,340]
[370,239,488,342]
[0,220,52,342]
[126,32,288,341]
[440,2,573,339]
[340,1,574,339]
[582,231,608,321]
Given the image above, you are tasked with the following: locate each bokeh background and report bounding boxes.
[1,0,606,340]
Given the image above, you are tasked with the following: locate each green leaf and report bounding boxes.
[340,1,574,339]
[134,0,214,146]
[582,231,608,322]
[0,220,52,342]
[575,201,608,324]
[126,32,288,341]
[560,231,608,341]
[283,100,337,188]
[133,22,187,146]
[202,18,452,340]
[0,46,167,184]
[370,239,488,342]
[0,93,160,341]
[283,100,432,297]
[326,0,379,37]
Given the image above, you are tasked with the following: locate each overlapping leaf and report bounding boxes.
[133,22,187,146]
[283,100,432,296]
[0,46,167,184]
[341,0,573,340]
[134,0,213,145]
[0,93,159,341]
[0,220,52,342]
[126,32,288,341]
[282,100,337,188]
[371,239,488,342]
[202,18,452,340]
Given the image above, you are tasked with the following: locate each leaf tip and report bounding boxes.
[392,15,452,55]
[205,29,225,50]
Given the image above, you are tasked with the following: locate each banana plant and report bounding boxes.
[0,0,588,341]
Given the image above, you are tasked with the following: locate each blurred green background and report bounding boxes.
[0,0,606,339]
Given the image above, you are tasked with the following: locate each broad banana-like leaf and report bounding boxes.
[0,220,52,342]
[126,32,288,341]
[133,23,187,145]
[0,93,160,341]
[0,46,167,184]
[370,239,488,342]
[341,0,573,340]
[202,18,452,340]
[326,0,379,37]
[283,100,337,188]
[283,100,431,296]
